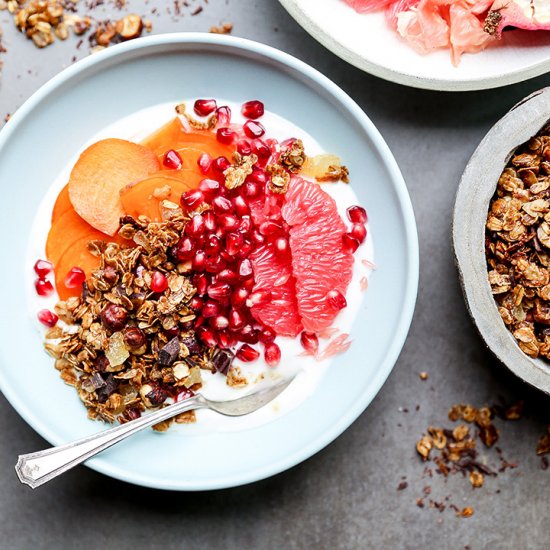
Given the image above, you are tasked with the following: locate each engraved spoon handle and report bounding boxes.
[15,396,205,489]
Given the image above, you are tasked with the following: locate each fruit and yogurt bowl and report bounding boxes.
[30,97,373,432]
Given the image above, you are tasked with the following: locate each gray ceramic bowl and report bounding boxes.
[453,88,550,394]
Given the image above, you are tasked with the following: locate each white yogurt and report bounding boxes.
[27,101,374,434]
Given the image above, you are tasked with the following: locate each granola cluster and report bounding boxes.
[44,206,233,430]
[413,401,522,517]
[0,0,149,50]
[485,127,550,359]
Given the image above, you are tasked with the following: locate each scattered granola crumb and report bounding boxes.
[419,371,428,381]
[457,507,474,518]
[416,435,433,460]
[175,410,196,424]
[469,471,484,488]
[536,432,550,456]
[210,22,233,34]
[397,481,408,491]
[226,366,248,388]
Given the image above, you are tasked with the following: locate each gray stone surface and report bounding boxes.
[1,1,550,549]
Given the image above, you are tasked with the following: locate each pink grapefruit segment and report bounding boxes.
[282,177,354,333]
[250,176,354,336]
[249,242,303,337]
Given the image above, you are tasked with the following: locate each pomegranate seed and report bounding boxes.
[203,211,217,232]
[251,230,265,245]
[242,181,261,198]
[239,325,259,344]
[208,282,232,301]
[35,278,54,297]
[229,309,246,330]
[205,234,222,255]
[242,277,255,291]
[218,268,238,284]
[237,241,253,259]
[34,259,53,278]
[205,255,227,274]
[211,315,229,330]
[199,178,220,198]
[37,309,58,328]
[350,223,367,243]
[241,100,264,119]
[231,287,249,308]
[64,267,86,289]
[226,232,244,256]
[192,250,207,272]
[264,342,281,367]
[165,326,180,338]
[238,215,252,234]
[220,251,232,263]
[194,98,217,116]
[176,388,194,402]
[217,330,232,349]
[212,195,233,213]
[326,289,347,311]
[185,214,205,237]
[194,315,206,328]
[274,236,289,255]
[236,343,260,362]
[216,127,236,145]
[218,214,239,232]
[181,189,205,210]
[251,139,271,160]
[190,296,203,310]
[176,237,195,260]
[193,273,208,295]
[215,105,231,125]
[248,169,268,185]
[163,149,183,170]
[342,233,361,254]
[347,205,368,224]
[202,300,221,318]
[259,327,276,344]
[151,271,168,292]
[197,326,217,348]
[300,331,319,354]
[212,156,230,173]
[243,120,265,139]
[259,220,283,236]
[238,258,253,278]
[237,139,252,155]
[247,289,272,307]
[232,196,250,217]
[197,152,212,174]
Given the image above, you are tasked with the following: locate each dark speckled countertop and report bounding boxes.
[1,2,550,548]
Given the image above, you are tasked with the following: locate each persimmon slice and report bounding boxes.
[68,138,159,236]
[120,173,201,221]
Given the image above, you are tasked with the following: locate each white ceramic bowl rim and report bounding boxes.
[0,33,419,490]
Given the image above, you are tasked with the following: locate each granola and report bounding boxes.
[486,126,550,360]
[43,210,234,424]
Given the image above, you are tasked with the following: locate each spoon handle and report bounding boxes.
[15,396,204,489]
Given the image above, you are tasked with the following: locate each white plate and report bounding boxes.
[0,33,418,490]
[279,0,550,91]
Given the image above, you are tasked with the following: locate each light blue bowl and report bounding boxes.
[0,34,418,490]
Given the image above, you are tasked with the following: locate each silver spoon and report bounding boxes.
[15,375,295,489]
